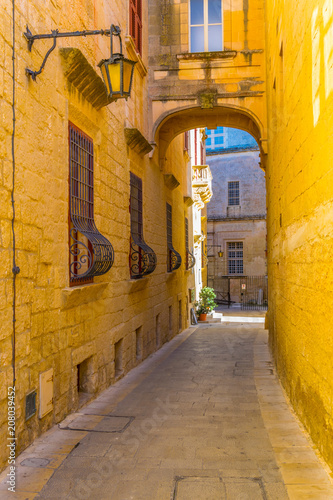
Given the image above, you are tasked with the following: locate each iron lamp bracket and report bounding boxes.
[23,24,121,81]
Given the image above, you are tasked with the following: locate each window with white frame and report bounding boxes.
[228,242,243,274]
[228,181,239,206]
[190,0,223,52]
[205,127,226,151]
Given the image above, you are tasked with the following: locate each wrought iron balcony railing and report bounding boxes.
[130,236,157,279]
[69,221,114,282]
[167,245,182,272]
[186,250,196,270]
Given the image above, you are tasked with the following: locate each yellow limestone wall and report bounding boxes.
[0,0,196,470]
[265,0,333,468]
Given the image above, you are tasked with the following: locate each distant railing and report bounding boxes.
[208,275,268,310]
[192,165,212,184]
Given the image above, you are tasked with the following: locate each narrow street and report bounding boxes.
[1,323,332,499]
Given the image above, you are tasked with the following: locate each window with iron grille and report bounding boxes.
[185,217,195,270]
[166,203,181,272]
[69,122,114,285]
[228,242,243,274]
[228,181,240,206]
[130,173,156,278]
[129,0,142,55]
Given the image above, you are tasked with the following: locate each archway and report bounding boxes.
[152,105,267,170]
[153,105,268,311]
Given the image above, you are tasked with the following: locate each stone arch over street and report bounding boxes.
[151,105,267,170]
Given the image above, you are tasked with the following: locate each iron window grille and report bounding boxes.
[130,173,157,279]
[228,242,243,274]
[25,390,37,420]
[166,203,182,272]
[129,0,142,54]
[201,232,208,267]
[69,123,114,285]
[185,218,195,270]
[228,181,240,206]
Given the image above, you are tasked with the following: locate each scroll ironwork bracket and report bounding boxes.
[23,24,121,82]
[25,30,58,81]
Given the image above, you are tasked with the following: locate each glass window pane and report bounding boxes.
[208,24,223,51]
[208,0,222,24]
[191,26,205,52]
[190,0,204,25]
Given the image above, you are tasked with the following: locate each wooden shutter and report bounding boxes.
[129,0,143,55]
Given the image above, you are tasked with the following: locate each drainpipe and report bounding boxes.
[11,0,20,409]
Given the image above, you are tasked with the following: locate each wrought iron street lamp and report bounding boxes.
[24,24,136,101]
[207,245,224,258]
[98,25,136,100]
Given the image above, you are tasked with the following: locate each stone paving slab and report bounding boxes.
[0,324,333,499]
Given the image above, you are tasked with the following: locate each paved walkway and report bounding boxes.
[1,324,333,499]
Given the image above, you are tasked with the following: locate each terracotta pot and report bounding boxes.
[199,313,207,321]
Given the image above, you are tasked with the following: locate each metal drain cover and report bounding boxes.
[20,458,50,468]
[61,414,134,433]
[173,476,266,500]
[173,476,224,500]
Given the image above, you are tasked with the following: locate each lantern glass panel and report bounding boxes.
[100,63,110,94]
[107,61,121,93]
[123,60,134,94]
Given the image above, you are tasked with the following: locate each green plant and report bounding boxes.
[194,286,217,315]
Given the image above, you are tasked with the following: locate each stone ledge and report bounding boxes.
[126,277,150,293]
[165,271,180,280]
[207,214,266,221]
[124,128,153,156]
[61,282,109,309]
[60,48,112,110]
[177,50,237,61]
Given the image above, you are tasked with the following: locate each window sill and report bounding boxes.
[62,282,108,309]
[126,276,150,292]
[165,271,179,280]
[177,50,237,62]
[125,36,147,78]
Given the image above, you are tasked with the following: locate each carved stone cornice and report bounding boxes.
[124,128,153,156]
[184,196,194,207]
[60,48,112,109]
[192,165,213,205]
[194,233,206,247]
[193,193,205,210]
[164,174,180,190]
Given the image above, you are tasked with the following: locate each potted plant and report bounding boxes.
[194,286,217,321]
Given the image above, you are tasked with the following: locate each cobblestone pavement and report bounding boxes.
[1,324,333,499]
